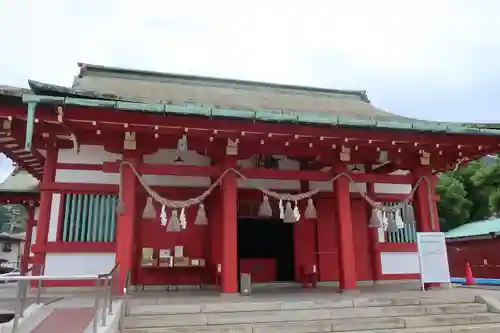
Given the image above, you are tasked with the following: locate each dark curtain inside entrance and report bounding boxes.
[237,218,295,283]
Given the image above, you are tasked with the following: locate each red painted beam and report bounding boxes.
[40,182,118,194]
[101,161,413,183]
[3,104,498,148]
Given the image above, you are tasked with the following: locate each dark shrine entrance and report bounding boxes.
[237,218,295,285]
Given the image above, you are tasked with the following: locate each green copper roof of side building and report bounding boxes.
[445,218,500,239]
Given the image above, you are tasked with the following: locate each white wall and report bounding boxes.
[47,193,61,242]
[44,253,116,276]
[380,252,419,275]
[55,145,121,184]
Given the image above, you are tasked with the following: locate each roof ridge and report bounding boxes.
[77,62,371,102]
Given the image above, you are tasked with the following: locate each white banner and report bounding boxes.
[416,232,451,287]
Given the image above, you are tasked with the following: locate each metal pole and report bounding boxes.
[12,280,23,332]
[19,280,27,318]
[36,279,42,304]
[101,277,108,326]
[108,272,114,315]
[93,279,100,333]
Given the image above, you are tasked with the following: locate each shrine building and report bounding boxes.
[0,63,499,294]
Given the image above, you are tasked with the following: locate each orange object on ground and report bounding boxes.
[465,261,476,285]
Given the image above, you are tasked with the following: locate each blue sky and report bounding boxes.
[0,0,499,179]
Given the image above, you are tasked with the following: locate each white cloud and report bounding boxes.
[0,0,499,121]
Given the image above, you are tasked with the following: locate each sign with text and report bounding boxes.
[416,232,451,285]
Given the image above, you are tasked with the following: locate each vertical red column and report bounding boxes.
[333,164,357,291]
[366,181,382,282]
[33,147,57,275]
[116,154,141,294]
[21,202,36,274]
[431,175,441,232]
[209,187,222,285]
[221,156,238,293]
[412,167,435,232]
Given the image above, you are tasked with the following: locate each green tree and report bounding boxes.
[452,160,491,222]
[0,204,28,233]
[435,173,472,231]
[471,160,500,215]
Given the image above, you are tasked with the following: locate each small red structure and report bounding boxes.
[446,218,500,279]
[0,63,498,294]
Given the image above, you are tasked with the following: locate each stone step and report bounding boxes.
[124,303,488,328]
[343,322,500,332]
[123,313,500,333]
[127,295,479,316]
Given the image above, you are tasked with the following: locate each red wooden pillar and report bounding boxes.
[413,168,440,288]
[431,175,441,232]
[333,164,357,291]
[116,154,141,294]
[208,186,222,285]
[33,147,57,275]
[412,167,436,232]
[221,156,238,293]
[21,202,36,274]
[366,180,382,282]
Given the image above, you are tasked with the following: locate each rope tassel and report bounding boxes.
[195,204,208,225]
[116,200,125,215]
[386,211,399,232]
[304,198,317,219]
[283,201,296,223]
[395,209,405,229]
[142,197,156,219]
[160,205,168,227]
[259,195,273,217]
[293,200,301,222]
[167,209,182,232]
[404,204,416,224]
[179,208,187,230]
[368,207,383,228]
[279,200,284,219]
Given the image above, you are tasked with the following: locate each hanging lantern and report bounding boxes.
[283,201,296,223]
[304,198,317,219]
[142,197,156,219]
[194,204,208,225]
[258,194,273,217]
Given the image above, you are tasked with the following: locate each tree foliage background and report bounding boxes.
[0,204,28,233]
[436,156,500,231]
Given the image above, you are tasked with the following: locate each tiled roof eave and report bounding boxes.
[22,93,500,136]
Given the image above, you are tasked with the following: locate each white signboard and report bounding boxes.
[416,232,451,288]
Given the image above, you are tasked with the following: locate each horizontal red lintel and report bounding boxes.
[376,242,417,252]
[102,161,413,184]
[34,242,116,253]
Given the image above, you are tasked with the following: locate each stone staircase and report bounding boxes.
[123,294,500,332]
